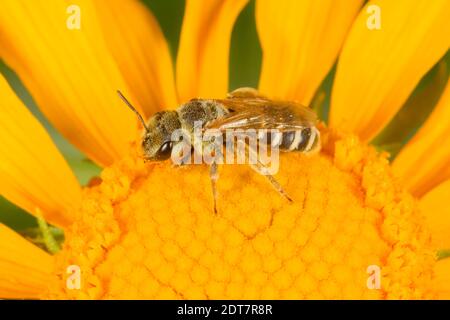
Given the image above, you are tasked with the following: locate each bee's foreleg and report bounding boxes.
[209,162,219,215]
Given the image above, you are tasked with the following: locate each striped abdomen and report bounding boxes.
[267,127,321,153]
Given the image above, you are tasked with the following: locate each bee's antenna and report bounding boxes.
[116,90,149,131]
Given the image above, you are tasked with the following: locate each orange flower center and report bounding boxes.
[46,127,435,299]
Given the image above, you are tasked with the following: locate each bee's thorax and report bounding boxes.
[176,99,229,132]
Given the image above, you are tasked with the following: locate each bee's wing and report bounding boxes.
[206,98,317,132]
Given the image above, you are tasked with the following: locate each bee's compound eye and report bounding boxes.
[156,141,173,160]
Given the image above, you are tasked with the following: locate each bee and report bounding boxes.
[117,88,320,213]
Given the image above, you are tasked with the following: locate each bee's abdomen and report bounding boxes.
[273,127,320,153]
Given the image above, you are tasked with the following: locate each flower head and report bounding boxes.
[0,0,450,299]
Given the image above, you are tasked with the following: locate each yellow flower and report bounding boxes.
[1,0,450,299]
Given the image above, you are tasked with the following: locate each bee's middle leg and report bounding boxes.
[209,162,219,215]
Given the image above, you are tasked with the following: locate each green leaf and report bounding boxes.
[437,249,450,261]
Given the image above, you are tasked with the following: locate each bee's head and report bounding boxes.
[117,90,181,162]
[142,111,181,161]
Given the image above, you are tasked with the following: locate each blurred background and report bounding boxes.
[1,0,449,234]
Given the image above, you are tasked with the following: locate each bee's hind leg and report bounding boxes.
[249,161,293,203]
[243,141,293,203]
[264,173,293,203]
[209,162,219,215]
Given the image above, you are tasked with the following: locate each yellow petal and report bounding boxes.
[330,0,450,141]
[0,0,139,166]
[420,180,450,250]
[94,0,178,115]
[257,0,363,104]
[432,258,450,299]
[0,224,54,299]
[0,74,81,228]
[372,59,449,157]
[393,80,450,196]
[176,0,249,102]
